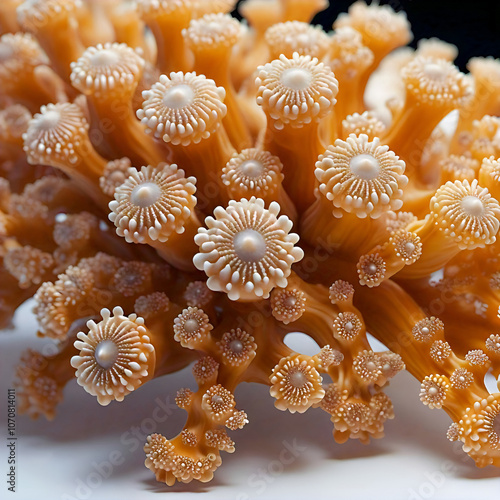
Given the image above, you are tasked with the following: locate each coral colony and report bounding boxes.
[2,0,500,486]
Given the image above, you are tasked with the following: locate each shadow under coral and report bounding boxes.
[0,302,498,499]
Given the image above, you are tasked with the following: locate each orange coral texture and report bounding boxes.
[1,0,500,485]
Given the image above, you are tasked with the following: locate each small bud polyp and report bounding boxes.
[461,195,485,217]
[90,49,120,67]
[162,84,195,109]
[350,153,380,180]
[280,67,312,91]
[130,182,162,208]
[240,159,265,178]
[289,370,307,388]
[233,229,267,262]
[94,340,119,370]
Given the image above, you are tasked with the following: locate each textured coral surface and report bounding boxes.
[1,0,500,488]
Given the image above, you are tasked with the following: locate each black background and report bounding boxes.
[233,0,500,71]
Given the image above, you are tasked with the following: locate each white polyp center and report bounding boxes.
[284,296,297,308]
[109,170,126,183]
[289,370,307,388]
[428,386,439,396]
[366,361,377,371]
[229,339,244,353]
[90,49,120,67]
[183,318,199,334]
[280,67,313,91]
[163,84,195,109]
[130,182,162,208]
[461,195,485,217]
[296,33,311,46]
[424,62,447,81]
[349,153,380,180]
[240,159,265,178]
[207,21,223,34]
[405,241,416,254]
[233,229,267,262]
[345,321,354,331]
[40,110,61,129]
[94,340,119,370]
[0,43,13,62]
[458,376,465,383]
[366,263,378,275]
[421,326,430,336]
[211,394,223,405]
[122,272,140,285]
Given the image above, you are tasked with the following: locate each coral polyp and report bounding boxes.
[1,0,500,489]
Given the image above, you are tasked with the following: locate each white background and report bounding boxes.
[1,300,499,500]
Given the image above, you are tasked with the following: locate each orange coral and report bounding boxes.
[2,0,500,489]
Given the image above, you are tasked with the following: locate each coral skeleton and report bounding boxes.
[2,0,500,487]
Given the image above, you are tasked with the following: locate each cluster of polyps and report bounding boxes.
[1,0,500,486]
